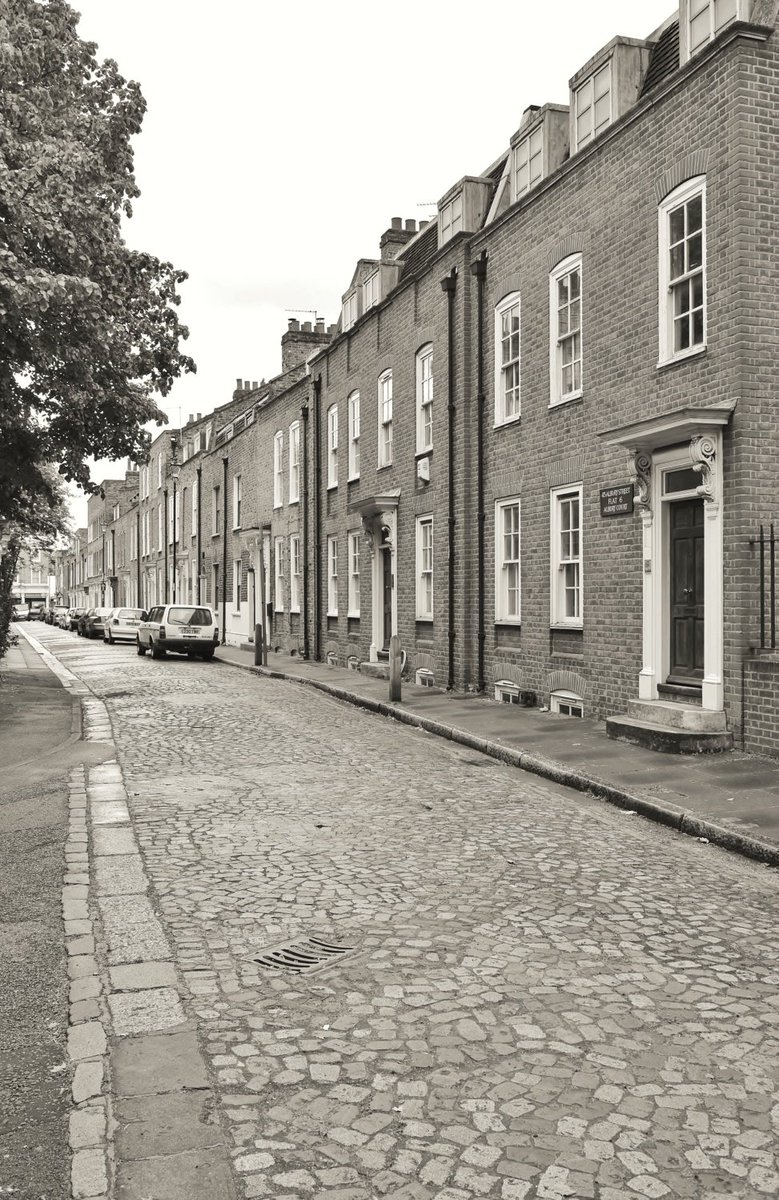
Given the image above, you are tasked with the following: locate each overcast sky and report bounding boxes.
[69,0,674,524]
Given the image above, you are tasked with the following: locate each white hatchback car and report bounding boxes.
[137,604,219,661]
[104,607,146,644]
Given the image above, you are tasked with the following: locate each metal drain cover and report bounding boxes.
[252,936,355,975]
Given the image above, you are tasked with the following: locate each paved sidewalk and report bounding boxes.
[215,642,779,868]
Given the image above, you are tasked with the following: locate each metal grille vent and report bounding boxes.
[253,936,354,975]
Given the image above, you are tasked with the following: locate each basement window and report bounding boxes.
[416,668,435,687]
[495,681,520,704]
[550,689,584,717]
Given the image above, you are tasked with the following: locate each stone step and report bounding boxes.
[606,715,733,755]
[359,661,390,680]
[626,699,727,732]
[657,682,702,706]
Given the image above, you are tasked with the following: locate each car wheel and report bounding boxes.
[136,638,147,656]
[200,648,215,661]
[150,639,166,660]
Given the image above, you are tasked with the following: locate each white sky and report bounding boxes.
[68,0,674,525]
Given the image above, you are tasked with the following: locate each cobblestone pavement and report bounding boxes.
[37,627,779,1200]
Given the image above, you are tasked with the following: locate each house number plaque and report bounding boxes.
[600,483,634,517]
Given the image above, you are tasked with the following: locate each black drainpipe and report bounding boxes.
[470,250,488,693]
[441,266,458,691]
[196,465,202,605]
[313,376,322,662]
[301,400,310,659]
[221,455,228,644]
[163,487,169,603]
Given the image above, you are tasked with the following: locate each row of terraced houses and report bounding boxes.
[55,0,779,758]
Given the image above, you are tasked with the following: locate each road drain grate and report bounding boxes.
[252,936,355,975]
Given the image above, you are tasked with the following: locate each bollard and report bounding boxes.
[389,634,402,702]
[254,624,263,667]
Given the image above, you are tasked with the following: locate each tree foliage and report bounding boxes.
[0,0,195,530]
[0,463,70,664]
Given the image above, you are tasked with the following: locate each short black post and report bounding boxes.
[389,634,402,703]
[254,624,263,667]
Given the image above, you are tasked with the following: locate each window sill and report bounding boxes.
[493,415,521,431]
[347,610,360,619]
[327,484,338,492]
[415,446,433,459]
[274,609,284,615]
[290,607,301,615]
[347,475,360,484]
[326,611,338,618]
[550,623,583,632]
[273,503,282,511]
[656,344,707,372]
[377,463,393,472]
[416,614,434,624]
[549,393,583,410]
[495,619,522,627]
[288,498,299,506]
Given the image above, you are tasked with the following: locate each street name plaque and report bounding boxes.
[600,483,634,517]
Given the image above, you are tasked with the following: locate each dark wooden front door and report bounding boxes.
[382,549,393,650]
[669,498,704,682]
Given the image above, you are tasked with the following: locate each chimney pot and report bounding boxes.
[391,217,402,230]
[302,320,312,332]
[252,381,258,390]
[236,378,242,390]
[188,414,194,424]
[197,413,201,420]
[405,218,416,232]
[315,318,325,331]
[420,219,429,229]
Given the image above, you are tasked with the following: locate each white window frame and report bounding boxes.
[440,193,463,244]
[157,455,163,489]
[289,421,300,503]
[212,486,220,536]
[415,516,434,621]
[289,534,300,613]
[658,176,707,366]
[348,390,360,480]
[512,127,543,199]
[550,484,583,628]
[273,430,283,509]
[347,530,360,618]
[416,344,433,453]
[494,293,521,426]
[495,681,521,705]
[495,498,521,624]
[684,0,742,60]
[274,538,284,612]
[191,483,198,540]
[551,689,585,718]
[378,370,393,467]
[549,254,583,406]
[233,473,242,529]
[573,60,612,152]
[233,559,242,612]
[342,292,357,331]
[327,536,338,616]
[363,271,380,311]
[327,404,338,489]
[158,504,163,549]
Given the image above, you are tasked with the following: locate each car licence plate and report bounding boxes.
[182,629,199,637]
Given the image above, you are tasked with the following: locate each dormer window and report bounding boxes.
[513,127,543,199]
[363,271,380,312]
[574,61,612,151]
[440,193,463,244]
[685,0,742,59]
[342,292,357,332]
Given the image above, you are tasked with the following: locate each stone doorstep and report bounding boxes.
[626,698,727,732]
[606,715,734,755]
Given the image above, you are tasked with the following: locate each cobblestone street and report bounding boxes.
[38,626,779,1200]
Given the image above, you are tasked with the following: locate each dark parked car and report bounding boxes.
[80,607,113,638]
[69,607,88,631]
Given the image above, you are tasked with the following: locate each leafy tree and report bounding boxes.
[0,0,195,532]
[0,464,70,664]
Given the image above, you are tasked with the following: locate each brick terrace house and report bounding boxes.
[306,0,779,753]
[59,1,779,757]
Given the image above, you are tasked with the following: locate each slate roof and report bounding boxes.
[396,222,438,278]
[640,20,680,96]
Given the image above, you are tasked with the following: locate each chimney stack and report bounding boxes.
[380,216,417,260]
[281,315,333,373]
